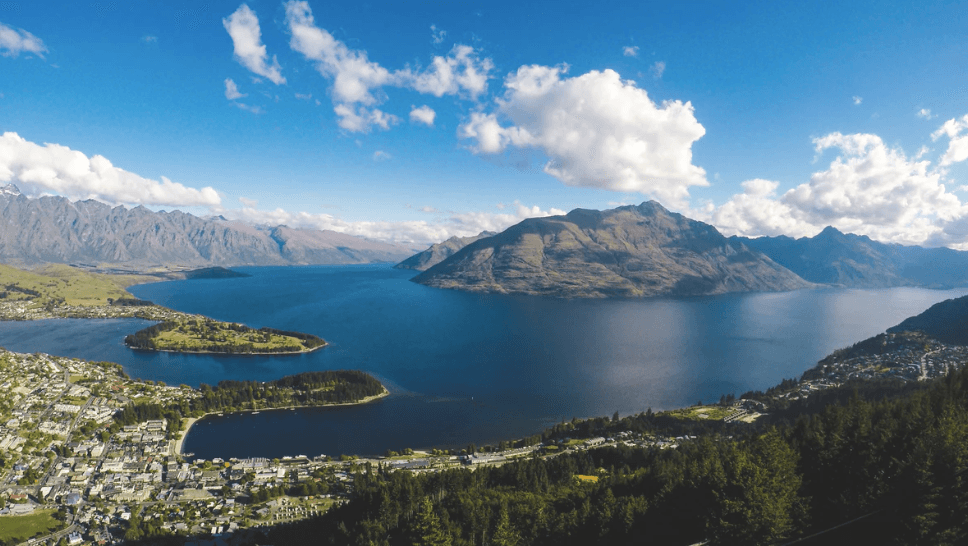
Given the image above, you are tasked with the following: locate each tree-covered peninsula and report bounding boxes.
[113,371,387,425]
[124,317,326,354]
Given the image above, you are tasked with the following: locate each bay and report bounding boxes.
[0,264,963,459]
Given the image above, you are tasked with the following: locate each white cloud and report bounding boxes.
[703,179,816,238]
[372,150,391,161]
[650,61,665,79]
[410,105,436,126]
[227,200,565,246]
[238,196,258,207]
[917,108,934,120]
[409,44,494,98]
[459,65,707,207]
[852,96,863,105]
[234,102,264,114]
[333,104,396,132]
[141,35,158,44]
[0,132,221,207]
[284,1,492,132]
[294,92,312,100]
[932,115,968,167]
[285,0,400,131]
[708,132,966,247]
[431,24,446,45]
[223,4,286,85]
[224,78,247,100]
[622,45,639,58]
[0,21,47,58]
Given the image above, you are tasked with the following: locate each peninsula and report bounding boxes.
[0,263,325,355]
[124,319,326,354]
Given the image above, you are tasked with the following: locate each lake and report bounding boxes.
[0,264,963,458]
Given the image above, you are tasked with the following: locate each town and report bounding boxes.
[1,328,966,545]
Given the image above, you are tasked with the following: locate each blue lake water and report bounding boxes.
[0,264,964,458]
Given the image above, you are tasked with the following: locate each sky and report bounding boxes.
[2,0,968,248]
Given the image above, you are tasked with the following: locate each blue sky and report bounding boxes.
[2,0,968,247]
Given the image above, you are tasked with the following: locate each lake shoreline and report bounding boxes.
[128,342,327,356]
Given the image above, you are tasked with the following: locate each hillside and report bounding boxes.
[0,185,413,267]
[395,231,496,271]
[888,294,968,345]
[0,262,150,307]
[413,201,812,298]
[735,227,968,288]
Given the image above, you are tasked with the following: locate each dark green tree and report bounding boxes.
[411,497,452,546]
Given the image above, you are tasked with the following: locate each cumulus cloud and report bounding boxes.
[852,96,863,105]
[224,78,247,100]
[622,45,639,57]
[459,65,707,207]
[409,44,494,98]
[0,132,221,207]
[283,1,492,132]
[703,179,815,238]
[409,105,436,126]
[932,115,968,167]
[223,4,286,85]
[333,104,396,132]
[430,24,446,45]
[650,61,665,79]
[285,0,400,130]
[226,200,565,246]
[372,150,391,161]
[0,21,47,58]
[707,132,966,247]
[917,108,934,120]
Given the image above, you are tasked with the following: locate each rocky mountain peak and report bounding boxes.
[0,183,22,197]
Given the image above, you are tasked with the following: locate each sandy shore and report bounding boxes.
[175,388,390,456]
[173,417,199,456]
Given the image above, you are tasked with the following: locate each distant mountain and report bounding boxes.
[0,186,414,267]
[412,201,812,298]
[888,295,968,345]
[734,228,968,288]
[396,231,496,271]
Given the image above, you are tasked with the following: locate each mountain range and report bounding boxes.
[411,202,812,298]
[734,228,968,288]
[395,231,496,271]
[0,185,414,267]
[407,202,968,298]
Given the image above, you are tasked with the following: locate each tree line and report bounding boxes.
[259,366,968,546]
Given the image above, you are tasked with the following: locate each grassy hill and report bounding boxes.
[0,263,153,307]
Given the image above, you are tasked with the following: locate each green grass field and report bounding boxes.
[661,405,734,421]
[0,263,151,307]
[0,510,66,544]
[153,319,306,352]
[128,317,324,354]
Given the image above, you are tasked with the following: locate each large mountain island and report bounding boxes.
[411,201,812,298]
[0,185,413,267]
[734,227,968,288]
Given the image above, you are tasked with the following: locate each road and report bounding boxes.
[920,349,939,381]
